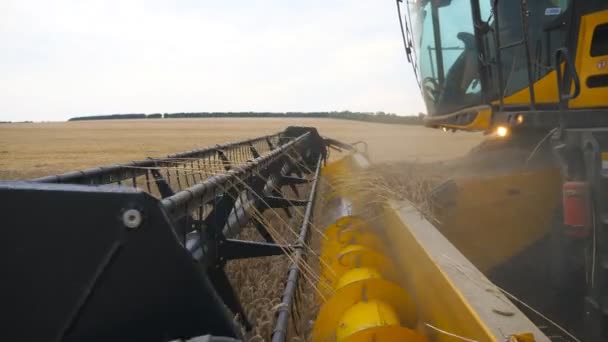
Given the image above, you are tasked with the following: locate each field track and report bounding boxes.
[0,118,484,179]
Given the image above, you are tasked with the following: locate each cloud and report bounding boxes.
[0,0,424,121]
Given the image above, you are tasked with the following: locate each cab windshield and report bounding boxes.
[413,0,483,116]
[412,0,571,116]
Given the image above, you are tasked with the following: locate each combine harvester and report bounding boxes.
[2,0,607,341]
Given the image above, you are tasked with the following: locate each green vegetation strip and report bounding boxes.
[67,111,423,125]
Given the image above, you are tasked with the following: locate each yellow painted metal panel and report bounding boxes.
[382,202,548,341]
[424,106,493,132]
[381,205,499,342]
[569,10,608,108]
[499,71,560,106]
[432,169,561,272]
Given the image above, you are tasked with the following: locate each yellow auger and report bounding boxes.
[313,215,422,342]
[312,153,421,342]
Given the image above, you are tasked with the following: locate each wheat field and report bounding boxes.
[0,118,484,179]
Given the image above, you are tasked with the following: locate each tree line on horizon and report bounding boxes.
[67,111,424,125]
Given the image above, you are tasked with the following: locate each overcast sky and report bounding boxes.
[0,0,425,122]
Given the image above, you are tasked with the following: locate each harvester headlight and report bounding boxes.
[496,126,509,138]
[442,127,448,132]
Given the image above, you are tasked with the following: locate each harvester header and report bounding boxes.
[1,126,554,341]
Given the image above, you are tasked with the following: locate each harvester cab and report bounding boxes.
[398,0,608,341]
[401,0,607,132]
